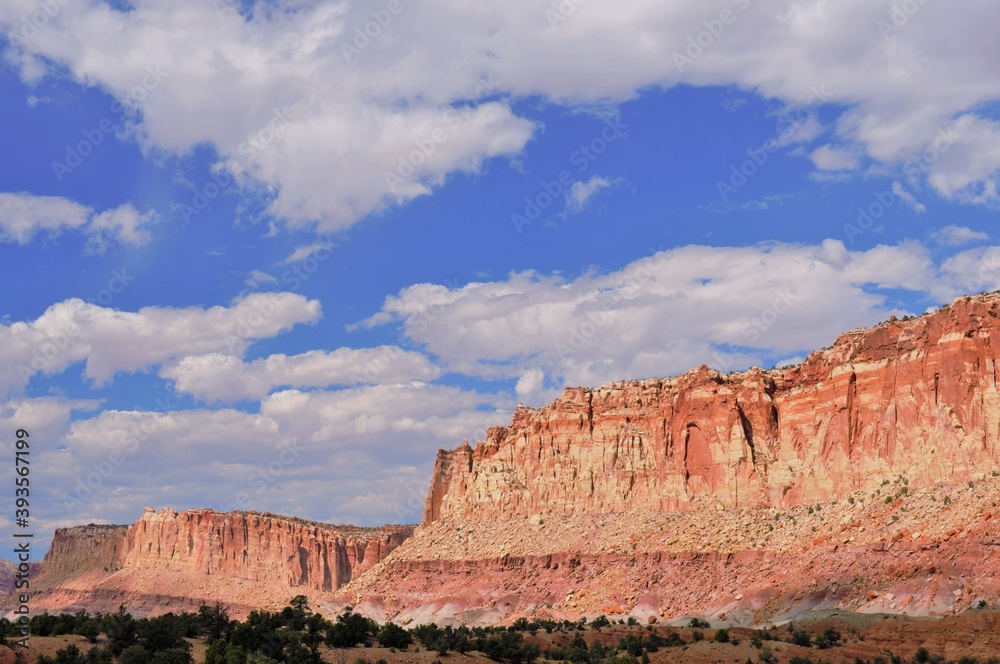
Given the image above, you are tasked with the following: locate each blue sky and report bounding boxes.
[1,0,999,552]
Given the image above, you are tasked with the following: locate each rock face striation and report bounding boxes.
[24,292,1000,624]
[424,294,1000,524]
[27,508,413,617]
[350,293,1000,624]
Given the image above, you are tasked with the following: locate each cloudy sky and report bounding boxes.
[2,0,1000,551]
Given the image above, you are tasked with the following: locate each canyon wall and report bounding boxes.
[24,293,1000,625]
[424,294,1000,524]
[26,508,413,617]
[119,507,412,592]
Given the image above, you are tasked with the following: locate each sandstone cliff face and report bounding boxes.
[121,507,412,592]
[28,509,413,617]
[42,525,129,579]
[424,294,1000,524]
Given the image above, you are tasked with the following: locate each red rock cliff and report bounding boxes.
[121,507,412,591]
[27,508,413,617]
[423,293,1000,524]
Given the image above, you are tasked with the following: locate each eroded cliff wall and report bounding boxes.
[424,294,1000,524]
[27,508,413,617]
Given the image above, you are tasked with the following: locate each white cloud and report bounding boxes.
[0,292,321,398]
[810,145,860,171]
[281,242,331,264]
[362,239,943,387]
[0,193,156,248]
[5,1,1000,230]
[891,181,926,213]
[0,192,90,243]
[86,203,158,252]
[45,383,510,530]
[161,347,442,403]
[939,246,1000,296]
[245,270,277,287]
[564,176,620,214]
[932,225,988,247]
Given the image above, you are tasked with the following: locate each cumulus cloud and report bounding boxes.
[0,192,90,242]
[5,1,1000,230]
[46,383,509,529]
[0,292,321,398]
[362,239,943,387]
[86,203,158,252]
[564,176,622,214]
[0,193,157,247]
[161,347,442,403]
[891,181,926,213]
[932,225,988,247]
[245,270,277,287]
[810,145,860,172]
[281,242,332,264]
[939,245,1000,296]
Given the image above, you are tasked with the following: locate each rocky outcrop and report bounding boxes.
[26,509,413,617]
[42,525,129,579]
[25,293,1000,625]
[120,507,412,591]
[424,294,1000,524]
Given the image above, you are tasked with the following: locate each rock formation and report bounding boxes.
[424,294,1000,523]
[350,293,1000,624]
[23,292,1000,625]
[26,508,412,617]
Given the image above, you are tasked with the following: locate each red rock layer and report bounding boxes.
[424,294,1000,523]
[24,508,413,617]
[121,507,412,592]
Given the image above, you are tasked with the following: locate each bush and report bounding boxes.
[376,623,412,649]
[589,616,611,631]
[83,648,113,664]
[199,604,231,644]
[814,626,841,649]
[327,612,379,649]
[119,646,152,664]
[55,645,85,664]
[137,613,190,652]
[688,618,711,628]
[106,606,139,656]
[713,628,730,643]
[76,618,101,644]
[150,649,193,664]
